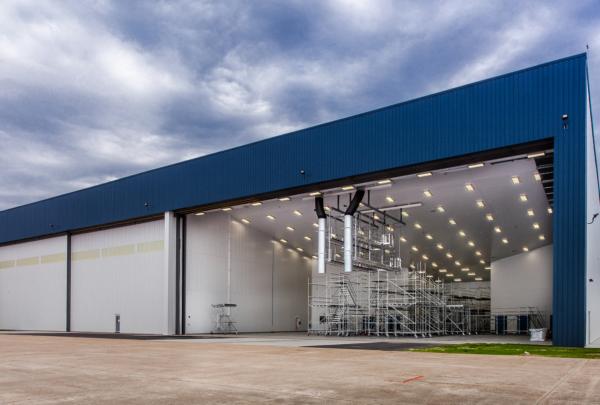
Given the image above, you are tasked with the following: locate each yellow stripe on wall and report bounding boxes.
[72,249,101,261]
[136,240,164,253]
[0,260,16,269]
[102,244,135,258]
[16,257,40,267]
[41,253,67,264]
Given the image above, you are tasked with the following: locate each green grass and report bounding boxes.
[411,344,600,359]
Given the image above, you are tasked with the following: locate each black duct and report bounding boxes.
[314,197,327,218]
[345,189,365,215]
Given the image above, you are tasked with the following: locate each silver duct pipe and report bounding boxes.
[318,217,326,274]
[344,214,353,273]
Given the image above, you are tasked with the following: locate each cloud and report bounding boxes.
[0,0,599,210]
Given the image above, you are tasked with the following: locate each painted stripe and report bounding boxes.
[102,244,135,258]
[72,249,100,261]
[16,256,40,266]
[136,240,164,253]
[0,259,15,269]
[41,252,67,264]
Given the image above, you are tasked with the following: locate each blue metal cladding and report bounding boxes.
[0,54,588,345]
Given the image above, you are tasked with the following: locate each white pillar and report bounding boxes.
[318,217,326,274]
[344,215,352,273]
[163,211,177,335]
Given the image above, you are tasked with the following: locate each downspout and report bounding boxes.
[314,197,327,274]
[343,190,365,273]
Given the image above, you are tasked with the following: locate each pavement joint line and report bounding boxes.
[534,359,587,404]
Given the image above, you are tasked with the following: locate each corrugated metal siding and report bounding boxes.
[0,53,588,345]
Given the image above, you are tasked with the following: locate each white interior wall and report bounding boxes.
[586,92,600,346]
[491,244,553,324]
[0,236,67,331]
[185,213,310,333]
[71,220,165,334]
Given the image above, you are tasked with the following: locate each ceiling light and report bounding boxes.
[454,278,462,282]
[446,252,453,258]
[312,255,317,259]
[439,269,447,273]
[279,197,291,201]
[511,176,521,185]
[539,234,546,241]
[324,206,331,211]
[475,250,482,256]
[468,163,484,169]
[386,226,394,232]
[241,218,250,224]
[411,246,419,252]
[386,196,395,203]
[309,192,321,196]
[423,189,433,197]
[501,238,508,244]
[458,230,466,237]
[461,267,469,272]
[312,223,319,228]
[432,262,438,268]
[297,247,304,252]
[427,275,433,278]
[449,218,456,225]
[533,222,540,229]
[548,207,553,214]
[486,213,494,221]
[414,223,422,229]
[280,239,287,244]
[267,215,276,221]
[468,272,476,276]
[485,266,491,270]
[425,234,433,240]
[454,260,461,266]
[465,183,474,192]
[251,202,262,206]
[373,214,380,220]
[402,211,409,217]
[335,253,341,258]
[468,241,475,247]
[195,212,205,216]
[378,179,392,185]
[523,246,529,252]
[527,209,535,216]
[479,259,485,264]
[476,200,485,208]
[286,226,295,231]
[341,186,355,191]
[304,236,312,241]
[422,254,429,260]
[437,205,445,213]
[519,194,528,202]
[527,152,546,159]
[417,172,432,178]
[293,210,302,216]
[436,243,444,250]
[534,173,541,181]
[400,236,407,243]
[475,277,483,281]
[331,233,337,238]
[409,263,416,269]
[494,226,501,233]
[288,248,295,253]
[446,273,453,277]
[222,207,232,212]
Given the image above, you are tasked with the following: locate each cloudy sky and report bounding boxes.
[1,0,599,210]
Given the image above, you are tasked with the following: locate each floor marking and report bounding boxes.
[534,360,587,404]
[401,375,424,384]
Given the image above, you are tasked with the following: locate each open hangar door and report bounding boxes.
[183,148,554,338]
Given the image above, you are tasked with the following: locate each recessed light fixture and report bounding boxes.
[501,238,508,244]
[548,207,553,214]
[287,248,295,253]
[241,218,250,224]
[454,278,462,282]
[465,183,475,192]
[461,267,469,272]
[402,211,409,217]
[533,222,540,229]
[414,223,422,229]
[426,234,433,240]
[377,179,392,185]
[476,200,485,208]
[267,215,276,221]
[468,241,475,247]
[279,197,291,201]
[539,234,546,241]
[411,246,419,252]
[486,213,494,221]
[400,236,407,242]
[297,247,304,252]
[511,176,521,185]
[324,206,331,211]
[304,236,312,241]
[423,189,433,198]
[439,269,447,273]
[293,210,302,216]
[468,272,476,276]
[222,207,232,211]
[446,252,453,258]
[409,264,416,269]
[475,250,482,256]
[519,194,528,202]
[195,212,205,216]
[312,255,317,259]
[475,277,483,281]
[417,172,432,178]
[455,260,461,266]
[437,205,445,213]
[309,192,321,196]
[312,223,319,228]
[479,259,485,264]
[446,273,453,277]
[422,254,429,260]
[534,173,541,181]
[280,238,287,244]
[458,230,466,237]
[494,226,502,233]
[527,209,535,216]
[523,246,529,252]
[286,226,295,231]
[331,233,337,238]
[436,243,444,250]
[468,163,484,169]
[341,185,355,191]
[527,152,545,159]
[386,226,394,232]
[426,275,433,278]
[432,262,438,268]
[251,202,262,206]
[386,196,395,203]
[485,266,491,270]
[449,218,457,225]
[373,214,380,220]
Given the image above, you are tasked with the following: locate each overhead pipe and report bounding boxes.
[343,189,365,273]
[314,197,327,274]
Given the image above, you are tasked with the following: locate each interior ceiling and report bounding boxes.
[196,152,553,283]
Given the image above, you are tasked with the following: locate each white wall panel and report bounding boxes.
[491,245,553,323]
[185,213,310,333]
[71,220,164,334]
[0,236,67,331]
